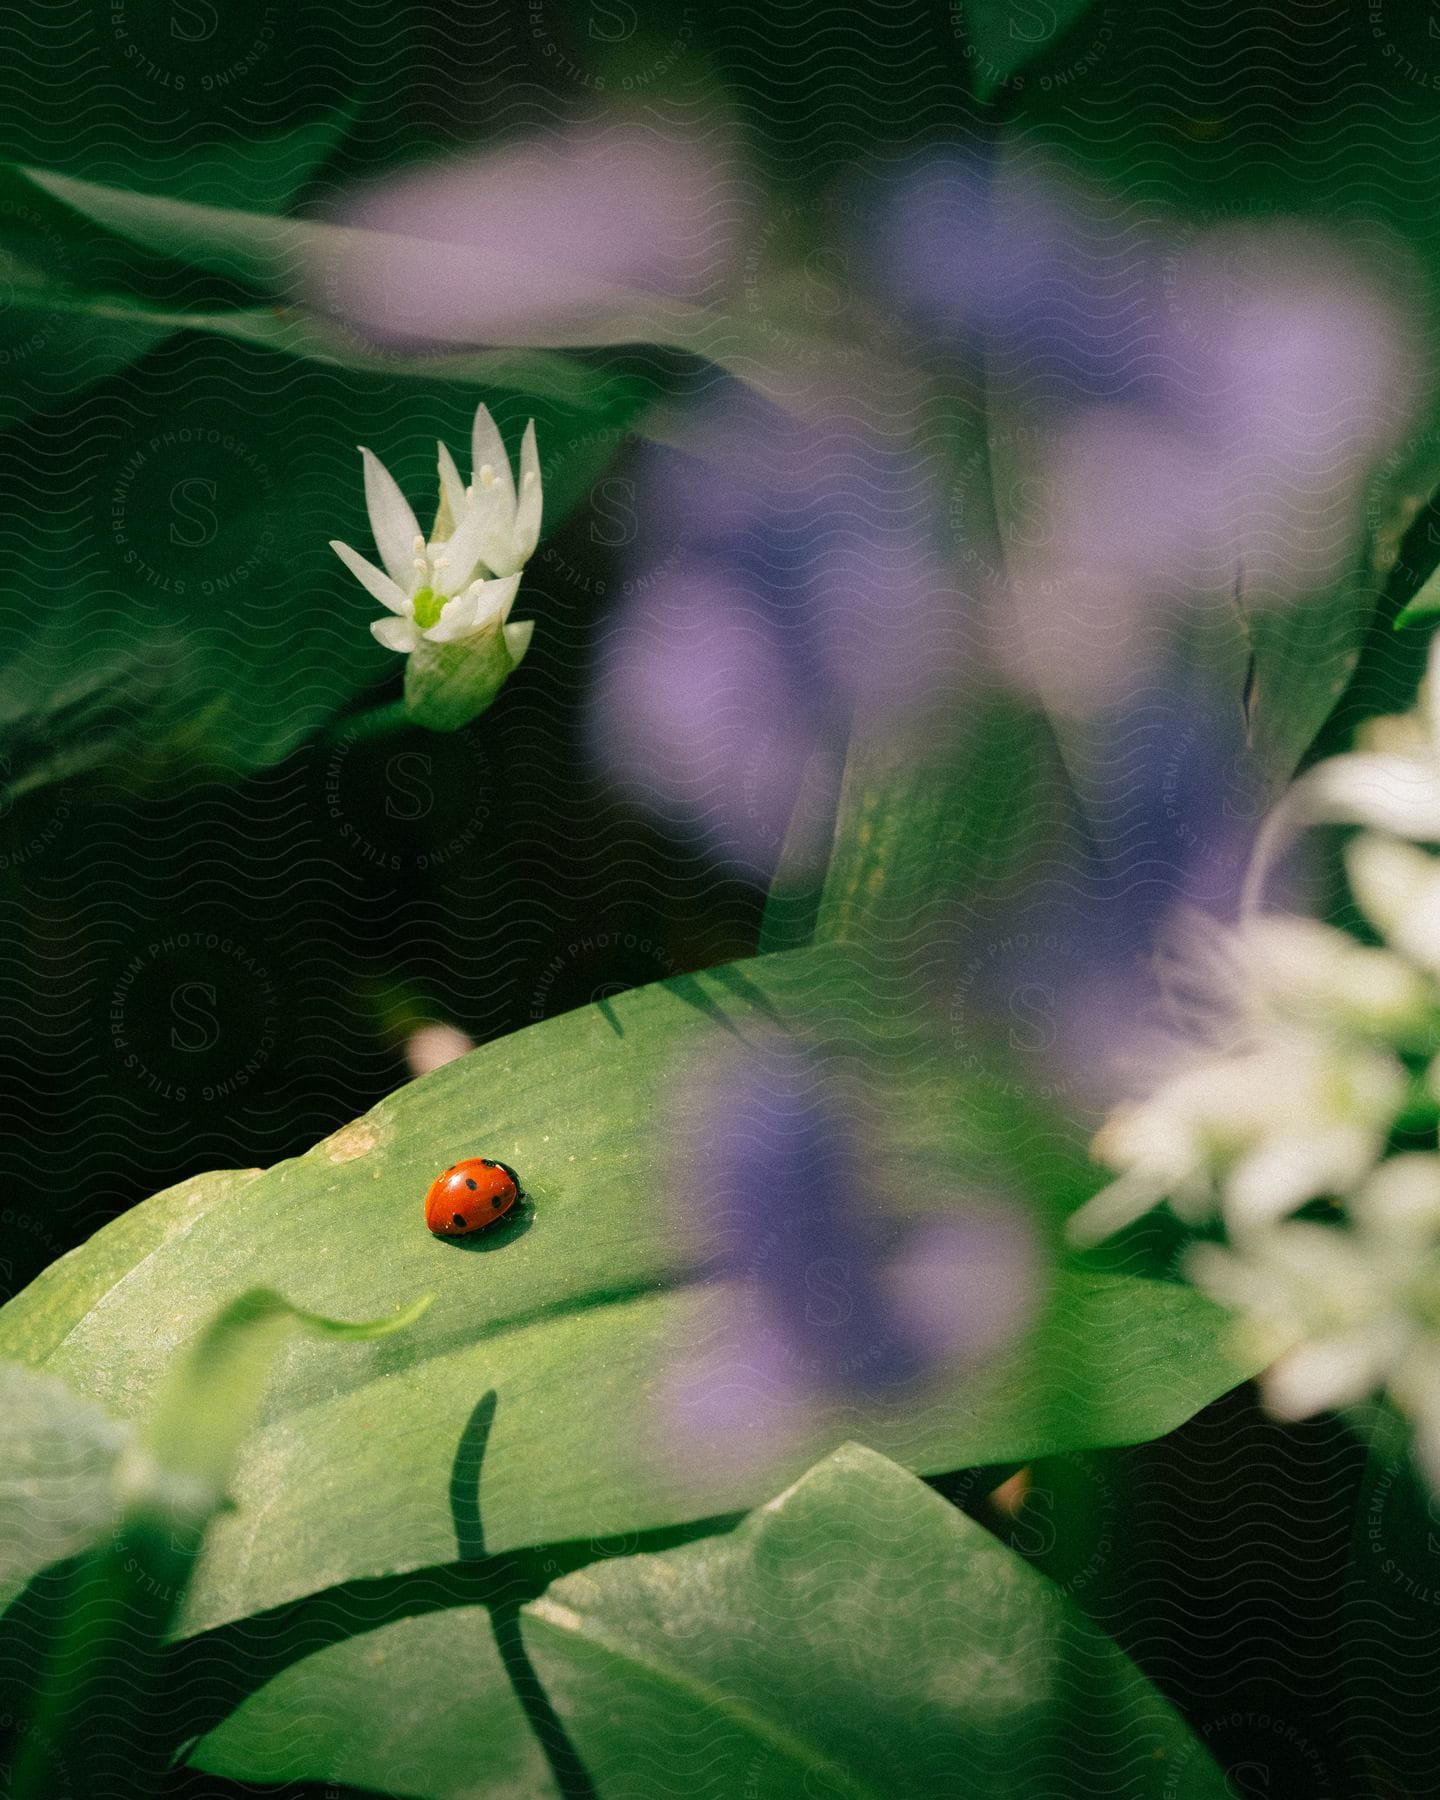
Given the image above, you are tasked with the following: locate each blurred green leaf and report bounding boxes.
[815,693,1068,951]
[963,0,1106,102]
[0,279,637,409]
[0,114,353,432]
[520,1441,1229,1798]
[0,1364,131,1612]
[0,946,1255,1642]
[11,1285,428,1800]
[1394,560,1440,630]
[14,161,901,410]
[106,110,354,213]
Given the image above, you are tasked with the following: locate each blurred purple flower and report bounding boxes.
[1161,221,1415,604]
[306,118,744,349]
[662,1040,1037,1478]
[946,682,1304,1121]
[865,155,1418,712]
[866,149,1161,401]
[588,383,962,876]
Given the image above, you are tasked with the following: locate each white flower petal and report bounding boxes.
[1264,1333,1398,1420]
[1346,833,1440,974]
[487,572,522,623]
[331,540,409,614]
[476,481,528,575]
[370,615,421,653]
[1300,753,1440,841]
[426,574,522,643]
[360,447,422,590]
[435,496,492,594]
[423,591,483,643]
[513,419,542,563]
[504,617,535,666]
[437,440,468,527]
[1424,635,1440,744]
[1063,1167,1173,1247]
[1352,1154,1440,1242]
[471,403,517,512]
[1224,1126,1381,1235]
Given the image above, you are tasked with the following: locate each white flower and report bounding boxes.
[1163,909,1431,1045]
[1346,831,1440,978]
[1244,632,1440,910]
[1066,908,1416,1247]
[329,402,538,666]
[1067,1023,1405,1246]
[437,404,542,581]
[1187,1155,1440,1482]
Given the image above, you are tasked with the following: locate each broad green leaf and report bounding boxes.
[0,1364,131,1610]
[0,946,1255,1641]
[138,1286,432,1512]
[0,1167,263,1366]
[1240,563,1382,786]
[190,1444,1231,1798]
[190,1604,562,1799]
[19,164,714,346]
[105,110,353,213]
[963,0,1107,101]
[520,1442,1230,1799]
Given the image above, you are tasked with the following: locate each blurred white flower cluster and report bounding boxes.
[1069,637,1440,1484]
[331,401,540,730]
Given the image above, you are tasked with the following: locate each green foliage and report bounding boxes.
[0,945,1255,1652]
[0,1364,131,1612]
[963,0,1108,101]
[0,131,656,805]
[8,1288,428,1800]
[192,1444,1230,1798]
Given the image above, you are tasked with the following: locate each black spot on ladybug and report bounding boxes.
[465,1177,477,1190]
[492,1195,504,1208]
[479,1158,495,1167]
[452,1213,466,1228]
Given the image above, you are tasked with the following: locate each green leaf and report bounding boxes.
[815,693,1068,950]
[0,331,650,801]
[963,0,1106,101]
[13,162,899,412]
[519,1442,1229,1799]
[1394,559,1440,630]
[191,1605,563,1799]
[10,1286,429,1800]
[0,278,639,410]
[0,1364,131,1611]
[105,110,353,214]
[137,1286,432,1515]
[0,114,352,432]
[0,946,1255,1642]
[190,1444,1231,1799]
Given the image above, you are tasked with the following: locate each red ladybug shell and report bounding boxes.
[425,1158,520,1236]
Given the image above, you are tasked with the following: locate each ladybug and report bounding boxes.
[424,1158,522,1237]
